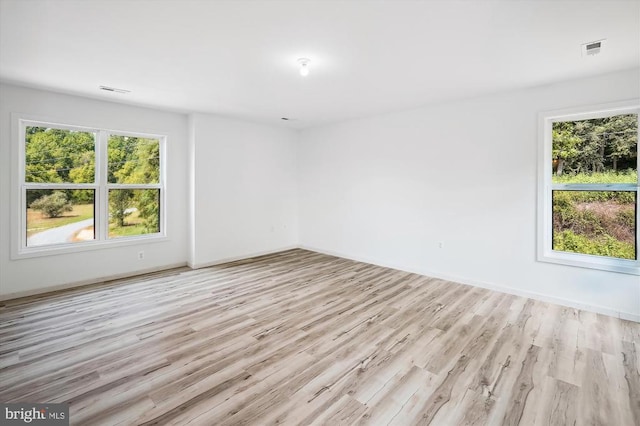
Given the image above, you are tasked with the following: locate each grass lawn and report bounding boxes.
[27,204,94,237]
[109,210,148,238]
[28,205,153,239]
[109,223,147,237]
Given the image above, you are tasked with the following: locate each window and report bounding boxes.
[538,101,639,275]
[15,117,165,257]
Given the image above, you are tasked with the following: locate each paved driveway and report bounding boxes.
[27,218,94,246]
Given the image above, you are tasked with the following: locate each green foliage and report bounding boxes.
[107,136,160,233]
[25,128,94,183]
[552,170,637,185]
[109,223,147,238]
[25,127,95,204]
[553,190,636,260]
[30,191,73,218]
[552,114,637,176]
[108,189,159,232]
[552,122,581,161]
[554,230,635,260]
[25,128,161,235]
[555,188,634,205]
[109,190,134,227]
[107,135,160,233]
[108,136,159,184]
[552,122,581,176]
[616,208,635,229]
[137,189,160,233]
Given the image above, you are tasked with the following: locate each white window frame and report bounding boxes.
[11,114,167,259]
[537,100,640,275]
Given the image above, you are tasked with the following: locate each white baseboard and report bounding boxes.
[299,244,640,323]
[0,262,188,301]
[188,245,300,269]
[2,246,295,301]
[4,244,638,323]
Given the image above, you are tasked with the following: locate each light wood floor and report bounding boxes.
[0,249,638,425]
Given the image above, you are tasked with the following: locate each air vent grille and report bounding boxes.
[99,85,130,94]
[582,39,606,57]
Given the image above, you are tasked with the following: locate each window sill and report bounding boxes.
[538,250,640,275]
[11,233,168,260]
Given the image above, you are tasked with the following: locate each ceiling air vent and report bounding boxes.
[582,39,606,57]
[99,85,130,94]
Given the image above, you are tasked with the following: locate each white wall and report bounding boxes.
[0,86,299,298]
[3,71,638,321]
[0,84,189,298]
[188,113,298,268]
[298,68,640,321]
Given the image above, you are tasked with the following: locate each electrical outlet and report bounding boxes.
[438,242,444,249]
[138,251,144,260]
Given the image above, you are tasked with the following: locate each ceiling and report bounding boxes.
[1,0,639,129]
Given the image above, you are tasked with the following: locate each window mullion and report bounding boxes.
[107,184,162,189]
[21,185,27,250]
[96,130,108,241]
[551,183,639,191]
[637,112,640,264]
[23,183,97,190]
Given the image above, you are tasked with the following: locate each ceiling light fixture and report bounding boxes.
[297,58,310,76]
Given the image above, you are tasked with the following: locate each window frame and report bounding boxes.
[537,100,640,275]
[11,114,167,259]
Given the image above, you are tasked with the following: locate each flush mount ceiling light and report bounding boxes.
[297,58,311,76]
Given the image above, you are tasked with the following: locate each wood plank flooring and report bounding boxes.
[0,249,638,425]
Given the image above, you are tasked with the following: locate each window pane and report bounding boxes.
[25,127,95,183]
[108,136,160,184]
[551,114,637,184]
[552,190,636,260]
[109,189,160,238]
[27,189,95,247]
